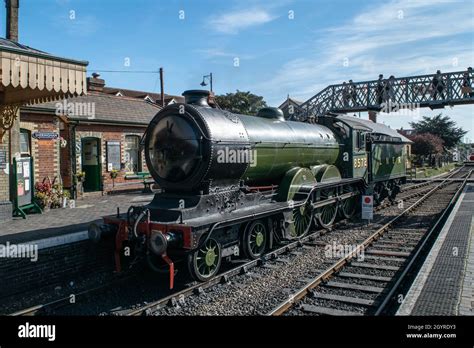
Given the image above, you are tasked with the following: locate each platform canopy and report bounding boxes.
[0,37,88,139]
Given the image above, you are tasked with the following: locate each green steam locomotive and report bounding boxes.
[90,90,411,286]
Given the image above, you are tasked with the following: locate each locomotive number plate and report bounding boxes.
[354,157,367,168]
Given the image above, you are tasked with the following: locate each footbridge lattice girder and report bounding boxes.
[290,70,474,121]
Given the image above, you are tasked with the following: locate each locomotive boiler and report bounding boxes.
[90,90,410,287]
[146,89,340,192]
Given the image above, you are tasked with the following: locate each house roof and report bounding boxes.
[278,97,304,109]
[22,92,161,125]
[102,87,185,103]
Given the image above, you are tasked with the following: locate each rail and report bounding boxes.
[266,168,471,315]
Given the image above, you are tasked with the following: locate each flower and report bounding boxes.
[110,169,119,179]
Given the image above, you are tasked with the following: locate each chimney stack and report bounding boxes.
[368,110,377,123]
[5,0,19,42]
[86,73,105,92]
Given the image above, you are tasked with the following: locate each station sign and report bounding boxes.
[32,131,59,140]
[361,195,373,220]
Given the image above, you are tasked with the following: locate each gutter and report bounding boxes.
[21,107,151,127]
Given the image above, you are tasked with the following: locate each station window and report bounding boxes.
[124,135,142,173]
[20,129,31,156]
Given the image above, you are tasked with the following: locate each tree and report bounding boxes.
[215,90,267,115]
[408,133,445,166]
[410,114,467,149]
[408,133,444,157]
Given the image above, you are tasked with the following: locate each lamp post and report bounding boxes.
[200,73,213,92]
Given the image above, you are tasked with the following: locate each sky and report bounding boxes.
[2,0,473,140]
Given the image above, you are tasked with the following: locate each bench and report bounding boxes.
[124,172,155,193]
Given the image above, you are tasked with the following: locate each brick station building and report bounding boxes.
[19,74,183,197]
[1,0,88,221]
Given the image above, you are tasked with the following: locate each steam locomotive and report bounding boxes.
[89,90,411,287]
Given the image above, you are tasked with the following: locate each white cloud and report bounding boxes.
[209,9,276,34]
[256,0,474,106]
[194,48,254,60]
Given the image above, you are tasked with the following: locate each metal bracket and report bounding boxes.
[0,103,21,142]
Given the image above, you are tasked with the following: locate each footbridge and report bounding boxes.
[287,69,474,122]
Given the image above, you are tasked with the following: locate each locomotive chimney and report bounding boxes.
[368,110,377,123]
[182,90,210,107]
[5,0,19,42]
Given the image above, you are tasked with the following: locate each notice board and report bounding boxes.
[106,141,121,171]
[14,157,33,207]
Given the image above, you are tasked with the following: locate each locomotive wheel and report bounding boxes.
[386,182,394,202]
[315,189,338,229]
[374,183,383,205]
[340,186,357,219]
[390,180,401,200]
[291,200,314,237]
[387,180,399,201]
[187,238,222,281]
[242,220,267,259]
[277,167,316,238]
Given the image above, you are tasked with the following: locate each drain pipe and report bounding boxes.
[70,122,79,199]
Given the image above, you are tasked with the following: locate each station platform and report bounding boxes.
[0,191,153,247]
[397,184,474,315]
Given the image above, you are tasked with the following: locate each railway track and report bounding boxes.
[267,169,471,316]
[124,169,470,316]
[375,166,465,211]
[8,167,468,316]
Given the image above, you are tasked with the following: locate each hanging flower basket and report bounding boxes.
[110,169,119,179]
[59,136,67,148]
[76,171,86,183]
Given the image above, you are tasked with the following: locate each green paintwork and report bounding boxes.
[311,164,342,182]
[352,152,368,179]
[205,248,217,267]
[371,143,407,181]
[82,165,101,191]
[277,167,316,237]
[82,138,101,192]
[239,115,340,184]
[255,231,264,247]
[277,167,316,202]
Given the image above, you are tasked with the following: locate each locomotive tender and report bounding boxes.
[90,90,411,287]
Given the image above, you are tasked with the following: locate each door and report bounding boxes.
[81,138,101,191]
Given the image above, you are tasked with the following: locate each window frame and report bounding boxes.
[19,129,31,157]
[124,135,142,174]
